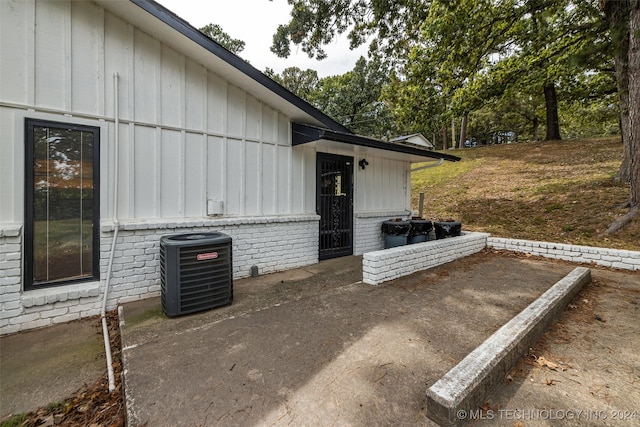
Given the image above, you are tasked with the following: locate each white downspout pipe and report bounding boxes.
[411,158,444,173]
[101,73,121,392]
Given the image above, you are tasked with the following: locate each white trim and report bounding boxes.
[0,224,22,237]
[355,210,411,219]
[21,281,101,308]
[99,214,320,232]
[1,101,268,144]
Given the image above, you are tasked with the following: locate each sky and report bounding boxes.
[156,0,368,78]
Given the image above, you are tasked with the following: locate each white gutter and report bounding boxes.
[411,158,444,172]
[101,73,121,392]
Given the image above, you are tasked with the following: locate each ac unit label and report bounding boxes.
[197,252,219,261]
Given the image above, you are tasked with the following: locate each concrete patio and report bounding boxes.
[119,251,577,426]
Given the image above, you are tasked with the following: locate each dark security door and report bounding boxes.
[317,153,353,260]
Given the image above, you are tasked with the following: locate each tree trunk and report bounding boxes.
[451,118,456,149]
[544,83,561,140]
[603,0,632,182]
[532,117,539,141]
[603,0,640,234]
[628,0,640,207]
[459,114,468,148]
[441,127,448,150]
[617,132,632,183]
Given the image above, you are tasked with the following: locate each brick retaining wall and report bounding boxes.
[487,237,640,271]
[363,232,490,285]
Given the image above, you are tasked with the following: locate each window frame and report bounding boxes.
[24,118,101,290]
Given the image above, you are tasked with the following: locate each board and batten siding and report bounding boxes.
[0,0,312,225]
[0,0,419,333]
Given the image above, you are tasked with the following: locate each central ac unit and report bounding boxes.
[160,232,233,317]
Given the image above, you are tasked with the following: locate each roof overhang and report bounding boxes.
[292,123,461,163]
[95,0,351,133]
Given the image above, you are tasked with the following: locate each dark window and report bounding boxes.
[24,119,100,290]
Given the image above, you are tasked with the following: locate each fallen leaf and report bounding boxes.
[514,422,525,427]
[535,356,566,371]
[546,378,556,386]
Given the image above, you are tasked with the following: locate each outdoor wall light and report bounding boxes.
[359,158,369,170]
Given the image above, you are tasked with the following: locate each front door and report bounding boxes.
[317,153,353,260]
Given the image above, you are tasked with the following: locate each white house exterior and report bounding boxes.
[0,0,458,334]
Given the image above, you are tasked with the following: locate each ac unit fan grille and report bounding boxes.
[177,243,231,313]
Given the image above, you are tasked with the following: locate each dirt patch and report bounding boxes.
[1,311,125,427]
[472,267,640,426]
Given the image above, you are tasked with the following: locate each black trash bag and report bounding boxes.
[381,220,411,236]
[409,219,433,236]
[408,218,433,244]
[434,220,462,239]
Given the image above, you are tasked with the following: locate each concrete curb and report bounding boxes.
[425,267,592,426]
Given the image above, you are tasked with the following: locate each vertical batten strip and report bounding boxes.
[96,6,105,117]
[201,65,208,217]
[63,1,72,111]
[154,126,162,217]
[26,0,36,107]
[257,103,263,215]
[179,130,186,217]
[240,92,247,215]
[221,80,228,214]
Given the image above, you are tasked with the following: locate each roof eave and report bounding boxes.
[292,123,461,162]
[118,0,351,133]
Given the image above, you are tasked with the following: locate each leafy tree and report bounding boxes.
[271,0,430,63]
[381,59,449,147]
[264,67,320,100]
[420,0,609,142]
[273,0,638,224]
[265,59,395,137]
[310,57,396,137]
[273,0,612,142]
[199,23,246,54]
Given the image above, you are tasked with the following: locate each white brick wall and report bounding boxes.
[354,211,411,255]
[487,237,640,271]
[363,232,490,285]
[7,216,636,334]
[0,216,319,335]
[0,226,24,335]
